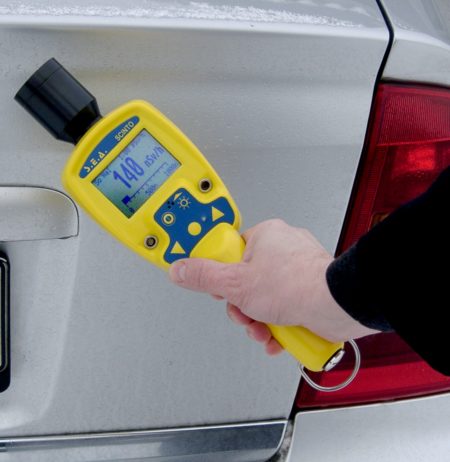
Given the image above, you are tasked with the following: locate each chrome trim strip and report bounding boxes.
[0,420,286,461]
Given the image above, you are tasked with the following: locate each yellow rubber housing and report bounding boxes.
[190,223,246,263]
[268,325,344,372]
[62,100,241,270]
[62,99,344,371]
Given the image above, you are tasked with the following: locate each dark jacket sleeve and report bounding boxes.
[326,166,450,375]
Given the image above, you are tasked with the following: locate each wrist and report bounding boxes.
[304,256,378,342]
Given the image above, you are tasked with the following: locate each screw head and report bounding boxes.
[199,178,212,193]
[144,235,158,249]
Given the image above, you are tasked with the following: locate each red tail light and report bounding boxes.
[297,83,450,409]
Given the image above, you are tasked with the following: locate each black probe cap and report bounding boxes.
[15,58,102,144]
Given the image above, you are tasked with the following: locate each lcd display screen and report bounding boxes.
[92,130,180,217]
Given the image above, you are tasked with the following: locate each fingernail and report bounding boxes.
[171,261,186,283]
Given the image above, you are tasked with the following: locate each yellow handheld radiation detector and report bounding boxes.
[15,58,345,373]
[68,100,246,269]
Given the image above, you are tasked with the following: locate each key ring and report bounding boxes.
[299,339,361,392]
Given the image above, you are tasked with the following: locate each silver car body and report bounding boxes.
[0,0,446,461]
[289,1,450,461]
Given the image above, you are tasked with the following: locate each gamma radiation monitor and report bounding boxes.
[15,59,357,381]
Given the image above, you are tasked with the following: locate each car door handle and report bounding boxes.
[0,187,78,241]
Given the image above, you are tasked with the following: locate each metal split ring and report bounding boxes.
[299,339,361,392]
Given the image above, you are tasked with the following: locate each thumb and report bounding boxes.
[169,258,244,302]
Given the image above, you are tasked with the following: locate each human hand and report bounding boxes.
[169,219,378,355]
